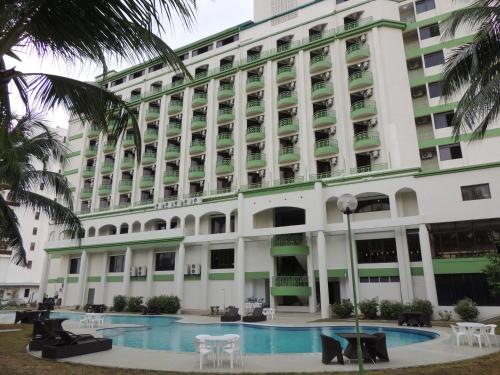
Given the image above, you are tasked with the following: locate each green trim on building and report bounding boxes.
[409,72,443,88]
[358,268,399,277]
[63,169,78,176]
[48,277,64,284]
[106,275,124,283]
[414,102,457,118]
[184,274,201,281]
[209,272,235,281]
[432,258,490,275]
[131,276,147,282]
[69,133,83,141]
[245,271,270,280]
[50,255,62,260]
[405,35,475,60]
[419,127,500,149]
[410,267,424,276]
[271,286,312,297]
[271,245,310,257]
[323,168,420,187]
[416,161,500,178]
[314,269,348,278]
[87,276,101,283]
[404,12,452,32]
[153,274,175,282]
[67,276,79,283]
[66,151,81,158]
[242,181,315,198]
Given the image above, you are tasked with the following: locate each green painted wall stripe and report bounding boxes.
[245,271,270,280]
[48,277,64,284]
[404,12,452,31]
[66,151,81,158]
[314,269,348,278]
[418,127,500,149]
[432,258,490,275]
[405,35,475,59]
[69,133,83,141]
[153,274,175,282]
[131,276,147,282]
[271,286,311,297]
[184,274,201,281]
[409,72,443,88]
[358,268,399,277]
[410,267,424,276]
[67,276,79,283]
[414,102,457,118]
[87,276,101,283]
[242,181,315,197]
[271,245,310,257]
[50,255,61,260]
[106,275,124,283]
[63,169,78,176]
[416,161,500,178]
[209,272,234,281]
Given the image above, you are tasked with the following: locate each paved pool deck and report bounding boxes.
[27,312,500,373]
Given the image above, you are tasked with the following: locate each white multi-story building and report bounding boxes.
[0,126,67,304]
[40,0,500,318]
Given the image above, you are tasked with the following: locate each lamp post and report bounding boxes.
[337,194,364,375]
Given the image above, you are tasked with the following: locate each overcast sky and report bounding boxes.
[12,0,254,128]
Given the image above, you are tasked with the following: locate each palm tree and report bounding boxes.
[0,0,196,266]
[442,0,500,139]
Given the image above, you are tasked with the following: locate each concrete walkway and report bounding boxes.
[28,313,500,373]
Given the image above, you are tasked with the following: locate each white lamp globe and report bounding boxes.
[337,193,358,214]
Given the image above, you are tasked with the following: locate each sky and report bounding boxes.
[11,0,254,128]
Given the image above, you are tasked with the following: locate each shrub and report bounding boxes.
[454,298,479,321]
[359,298,378,319]
[380,300,405,320]
[127,296,143,312]
[113,295,127,312]
[409,299,433,316]
[331,300,354,319]
[146,295,180,314]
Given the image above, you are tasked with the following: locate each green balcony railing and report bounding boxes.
[88,127,100,138]
[218,84,235,100]
[82,166,95,178]
[101,162,114,174]
[215,159,234,175]
[314,139,339,157]
[166,122,182,137]
[216,133,234,149]
[353,131,381,150]
[310,55,332,73]
[278,146,300,164]
[163,170,179,185]
[118,180,133,192]
[246,153,266,170]
[273,275,309,287]
[313,109,336,128]
[271,234,309,257]
[79,187,92,199]
[246,76,264,93]
[98,183,112,196]
[141,151,157,165]
[144,128,159,143]
[271,275,311,296]
[311,81,334,100]
[277,91,298,108]
[276,175,304,185]
[123,135,135,148]
[246,100,265,117]
[277,118,299,136]
[348,71,374,91]
[139,175,155,189]
[346,42,370,63]
[126,114,138,127]
[217,108,235,124]
[121,157,134,170]
[145,107,160,121]
[168,100,183,115]
[276,66,296,83]
[103,143,116,154]
[85,146,98,158]
[190,140,206,155]
[310,170,345,180]
[192,92,208,108]
[164,145,181,160]
[191,115,207,130]
[350,162,388,174]
[246,126,265,142]
[351,100,377,119]
[188,165,205,180]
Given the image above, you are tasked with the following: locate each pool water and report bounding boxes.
[49,311,438,354]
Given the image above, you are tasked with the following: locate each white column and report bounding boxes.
[200,244,209,310]
[99,252,108,305]
[269,238,276,310]
[146,250,155,299]
[419,224,438,309]
[37,252,50,302]
[395,227,413,303]
[306,233,317,313]
[317,231,330,318]
[60,256,69,306]
[77,251,88,306]
[175,243,186,304]
[235,237,245,312]
[225,213,231,233]
[123,247,132,296]
[195,216,200,236]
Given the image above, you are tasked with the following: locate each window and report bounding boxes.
[129,70,144,80]
[461,184,491,201]
[178,52,189,61]
[32,227,38,235]
[210,216,226,234]
[210,249,234,269]
[155,252,175,271]
[24,289,30,298]
[29,242,35,251]
[69,257,81,274]
[27,261,32,269]
[436,273,500,306]
[359,276,400,283]
[192,44,213,57]
[111,77,125,87]
[216,34,239,48]
[148,63,164,73]
[433,110,454,129]
[356,238,398,263]
[34,212,40,220]
[423,50,444,68]
[428,81,442,98]
[109,255,125,273]
[355,197,390,213]
[40,183,45,191]
[406,229,422,262]
[415,0,435,14]
[419,23,440,39]
[439,143,462,161]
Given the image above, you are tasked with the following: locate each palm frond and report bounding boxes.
[0,194,27,267]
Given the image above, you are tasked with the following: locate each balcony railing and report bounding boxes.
[276,66,296,83]
[311,81,334,100]
[166,122,182,136]
[310,55,332,73]
[353,130,381,150]
[246,126,265,142]
[218,83,235,100]
[272,234,306,247]
[272,275,309,287]
[246,76,264,92]
[350,163,388,174]
[216,133,234,149]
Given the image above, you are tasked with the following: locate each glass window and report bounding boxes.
[439,143,462,160]
[433,111,454,129]
[423,50,444,68]
[428,81,442,98]
[24,289,30,298]
[69,257,80,274]
[406,229,422,261]
[436,273,500,306]
[210,216,226,234]
[419,23,440,39]
[210,249,234,269]
[29,242,35,251]
[34,212,40,220]
[355,197,390,213]
[461,184,491,201]
[356,238,398,264]
[27,261,32,269]
[155,252,175,271]
[32,227,38,235]
[109,255,125,273]
[415,0,436,14]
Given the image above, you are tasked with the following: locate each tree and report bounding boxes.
[441,0,500,140]
[0,0,196,266]
[484,253,500,297]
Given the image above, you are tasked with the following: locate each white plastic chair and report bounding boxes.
[94,314,105,328]
[263,307,275,320]
[451,325,468,346]
[485,324,498,346]
[470,326,489,348]
[79,314,91,328]
[223,336,243,369]
[194,337,215,369]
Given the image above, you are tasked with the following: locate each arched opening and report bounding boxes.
[87,227,95,238]
[132,221,141,233]
[98,225,117,236]
[253,206,305,229]
[145,218,167,231]
[184,215,194,236]
[230,209,237,233]
[325,196,343,224]
[170,216,181,229]
[395,188,419,217]
[200,211,226,235]
[120,223,129,234]
[353,192,391,221]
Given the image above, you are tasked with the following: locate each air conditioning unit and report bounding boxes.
[257,67,264,75]
[175,114,182,120]
[363,88,373,98]
[137,265,147,277]
[360,34,367,43]
[130,266,137,277]
[291,135,299,144]
[289,81,296,90]
[408,60,420,70]
[201,130,207,136]
[329,126,337,135]
[257,91,264,99]
[258,169,265,177]
[229,98,235,106]
[293,163,300,172]
[370,150,381,159]
[258,142,265,150]
[228,123,234,130]
[257,115,265,124]
[322,46,329,54]
[191,264,201,275]
[173,184,178,191]
[185,264,191,275]
[361,61,370,70]
[229,75,236,83]
[179,92,184,99]
[201,107,207,114]
[289,57,295,65]
[203,84,208,92]
[151,165,156,171]
[330,157,338,166]
[174,160,180,167]
[200,154,205,161]
[126,193,131,198]
[153,142,158,148]
[326,98,334,108]
[227,175,233,183]
[149,189,154,194]
[421,151,434,160]
[106,196,111,202]
[228,148,234,156]
[130,170,134,175]
[369,118,378,128]
[321,71,331,81]
[412,88,425,98]
[290,107,298,116]
[199,180,204,187]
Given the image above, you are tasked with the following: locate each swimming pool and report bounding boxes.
[48,311,438,354]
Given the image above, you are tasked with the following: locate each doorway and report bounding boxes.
[87,288,95,305]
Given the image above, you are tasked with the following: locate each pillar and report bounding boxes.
[419,224,438,309]
[269,238,276,310]
[175,243,186,304]
[235,237,245,312]
[194,216,200,236]
[317,231,330,318]
[77,250,88,306]
[60,256,69,306]
[146,250,155,299]
[225,213,232,233]
[99,252,108,304]
[123,247,132,296]
[395,227,413,303]
[37,252,50,302]
[306,233,317,313]
[200,244,209,310]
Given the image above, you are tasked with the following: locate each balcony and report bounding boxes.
[353,131,381,150]
[168,100,183,115]
[278,146,300,164]
[276,66,296,83]
[276,175,304,185]
[246,100,265,117]
[246,153,266,170]
[277,118,299,136]
[217,108,235,124]
[191,115,207,130]
[218,84,235,100]
[118,180,133,192]
[271,276,311,297]
[246,126,265,143]
[121,157,134,170]
[101,162,114,174]
[79,188,92,200]
[314,139,339,158]
[141,151,157,165]
[313,109,336,129]
[82,166,95,178]
[144,128,159,143]
[164,145,181,160]
[189,140,206,155]
[192,92,208,108]
[140,175,155,189]
[311,81,334,100]
[346,43,370,63]
[215,159,234,175]
[163,170,179,185]
[350,162,388,174]
[145,107,160,122]
[271,234,309,256]
[166,122,182,137]
[88,127,100,138]
[98,184,112,196]
[277,91,298,109]
[103,143,116,154]
[216,133,234,149]
[188,166,205,180]
[310,55,332,74]
[85,146,98,158]
[348,71,374,91]
[246,76,264,93]
[351,100,377,119]
[123,135,134,148]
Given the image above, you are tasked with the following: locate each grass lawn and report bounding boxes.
[1,324,499,374]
